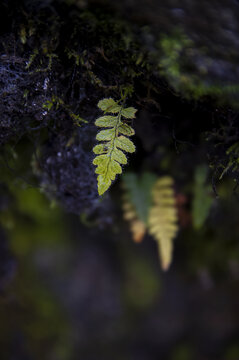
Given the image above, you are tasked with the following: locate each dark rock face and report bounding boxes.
[0,35,57,145]
[36,127,98,214]
[35,126,113,223]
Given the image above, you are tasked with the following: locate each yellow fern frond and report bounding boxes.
[148,176,178,271]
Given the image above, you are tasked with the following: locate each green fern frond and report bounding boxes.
[122,172,155,243]
[93,98,137,195]
[122,192,146,243]
[148,176,178,271]
[123,172,157,224]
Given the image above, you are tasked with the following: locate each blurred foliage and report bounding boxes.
[122,192,146,243]
[220,142,239,180]
[192,165,213,229]
[122,253,160,311]
[0,186,65,255]
[123,173,178,270]
[0,185,72,360]
[225,344,239,360]
[158,31,239,105]
[148,176,178,270]
[123,172,156,224]
[159,31,193,90]
[171,344,194,360]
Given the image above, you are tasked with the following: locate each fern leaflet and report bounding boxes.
[148,176,178,270]
[93,98,137,195]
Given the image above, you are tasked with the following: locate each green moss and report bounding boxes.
[42,96,87,125]
[158,31,239,105]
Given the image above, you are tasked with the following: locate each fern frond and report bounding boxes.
[122,197,146,243]
[93,98,137,195]
[123,172,157,223]
[122,172,156,243]
[148,176,178,271]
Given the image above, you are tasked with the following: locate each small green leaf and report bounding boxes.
[118,123,135,136]
[122,107,137,119]
[116,136,135,153]
[112,148,127,164]
[98,176,111,195]
[97,98,121,113]
[93,155,109,172]
[109,160,122,176]
[95,115,118,127]
[93,144,109,154]
[96,128,115,141]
